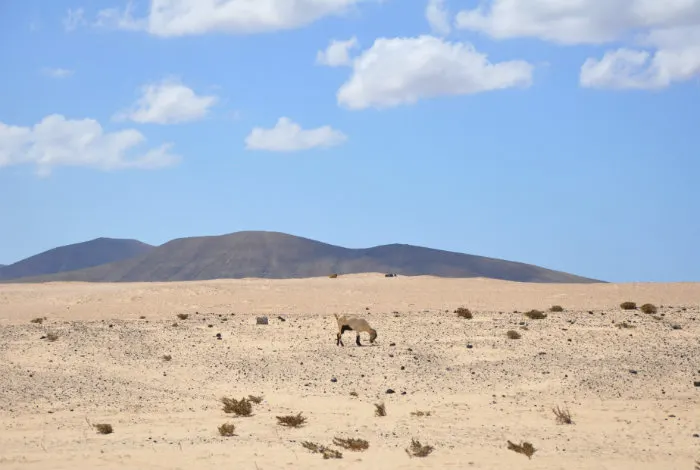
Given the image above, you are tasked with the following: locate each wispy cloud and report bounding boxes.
[42,68,75,79]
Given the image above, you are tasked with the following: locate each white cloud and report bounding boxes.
[115,78,218,124]
[0,115,179,176]
[336,35,533,110]
[426,0,451,36]
[454,0,700,89]
[85,0,374,37]
[316,37,359,67]
[245,117,347,152]
[42,68,74,78]
[94,1,146,31]
[63,8,86,31]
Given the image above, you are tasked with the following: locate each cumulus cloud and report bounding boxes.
[81,0,374,37]
[316,37,359,67]
[42,68,74,78]
[245,117,347,152]
[426,0,451,36]
[63,8,86,31]
[0,115,179,176]
[336,35,533,110]
[454,0,700,89]
[115,78,218,124]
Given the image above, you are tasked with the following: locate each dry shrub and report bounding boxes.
[329,273,338,279]
[277,412,307,428]
[221,397,253,417]
[616,321,635,329]
[247,395,263,404]
[455,307,473,319]
[410,410,432,417]
[524,310,547,319]
[507,330,521,340]
[94,423,113,434]
[162,354,172,361]
[30,317,44,324]
[552,405,573,424]
[507,440,536,459]
[406,439,434,458]
[640,303,657,314]
[218,423,236,437]
[46,332,59,342]
[549,305,564,312]
[176,313,189,320]
[349,391,359,397]
[333,437,369,451]
[620,302,637,310]
[302,441,342,459]
[374,402,386,417]
[171,322,179,327]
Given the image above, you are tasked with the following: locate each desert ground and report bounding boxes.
[0,274,698,469]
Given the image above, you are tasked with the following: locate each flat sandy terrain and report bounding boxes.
[0,275,698,469]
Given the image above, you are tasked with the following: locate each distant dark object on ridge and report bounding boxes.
[1,230,603,284]
[385,273,397,278]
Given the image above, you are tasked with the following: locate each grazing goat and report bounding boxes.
[334,314,377,346]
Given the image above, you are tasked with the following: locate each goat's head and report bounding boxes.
[369,328,377,343]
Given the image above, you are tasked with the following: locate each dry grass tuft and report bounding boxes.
[549,305,564,312]
[221,397,253,417]
[616,321,636,329]
[620,302,637,310]
[162,354,172,361]
[247,395,263,404]
[277,412,307,428]
[524,310,547,319]
[45,332,59,342]
[507,440,536,459]
[552,405,573,424]
[455,307,473,319]
[302,441,343,459]
[333,437,369,451]
[349,391,359,397]
[640,303,657,314]
[410,410,432,417]
[30,317,44,324]
[94,423,113,434]
[176,313,189,320]
[405,439,434,458]
[507,330,522,340]
[218,423,236,437]
[374,402,387,417]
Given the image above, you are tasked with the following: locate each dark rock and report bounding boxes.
[629,369,638,375]
[466,344,473,349]
[386,389,395,394]
[694,381,700,387]
[390,342,396,347]
[331,378,337,383]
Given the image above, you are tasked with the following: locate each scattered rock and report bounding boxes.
[330,378,337,383]
[386,389,395,394]
[629,369,638,375]
[256,317,269,325]
[466,344,473,349]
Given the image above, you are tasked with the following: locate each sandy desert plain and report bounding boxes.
[0,274,698,469]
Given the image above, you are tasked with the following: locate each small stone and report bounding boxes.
[256,316,269,325]
[693,381,700,387]
[466,344,473,349]
[331,378,337,383]
[386,389,395,394]
[629,369,638,375]
[390,342,396,347]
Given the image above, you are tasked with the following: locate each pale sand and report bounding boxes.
[0,274,698,469]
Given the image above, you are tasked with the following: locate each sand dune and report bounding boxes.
[0,274,698,469]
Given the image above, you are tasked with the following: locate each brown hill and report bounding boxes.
[5,231,602,283]
[0,238,154,281]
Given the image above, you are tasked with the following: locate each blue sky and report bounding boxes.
[1,0,699,283]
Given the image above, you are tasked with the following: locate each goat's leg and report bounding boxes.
[337,332,344,346]
[356,333,362,346]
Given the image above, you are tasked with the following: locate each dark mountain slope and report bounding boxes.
[6,231,601,283]
[0,238,154,280]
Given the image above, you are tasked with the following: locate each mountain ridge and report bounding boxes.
[1,230,602,284]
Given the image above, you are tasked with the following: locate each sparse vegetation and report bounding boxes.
[616,321,636,329]
[172,322,179,327]
[640,303,657,314]
[329,273,338,279]
[94,423,113,435]
[405,439,434,458]
[218,423,236,437]
[455,307,473,319]
[524,310,547,319]
[374,402,386,417]
[302,441,342,459]
[247,395,263,404]
[221,397,253,417]
[176,313,189,320]
[549,305,564,312]
[620,302,637,310]
[46,332,59,342]
[350,391,358,397]
[410,410,432,417]
[277,412,307,428]
[333,437,369,451]
[552,405,573,424]
[507,330,522,340]
[507,440,536,459]
[671,324,682,330]
[30,317,44,324]
[162,354,172,361]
